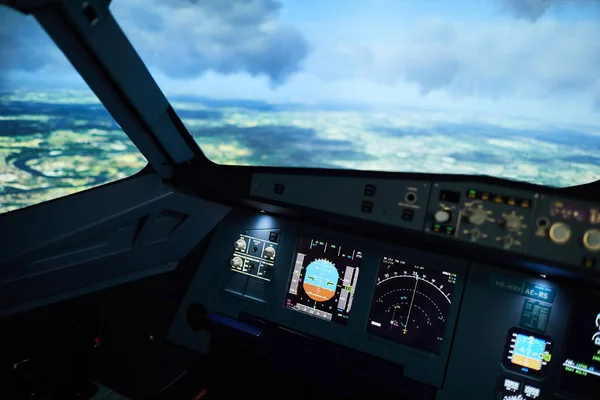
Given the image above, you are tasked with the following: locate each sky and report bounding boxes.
[1,0,600,126]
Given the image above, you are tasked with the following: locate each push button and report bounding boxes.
[364,184,376,196]
[269,231,279,243]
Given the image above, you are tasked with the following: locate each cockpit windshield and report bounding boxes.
[114,0,597,187]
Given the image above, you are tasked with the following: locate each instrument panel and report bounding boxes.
[169,209,468,389]
[167,208,598,399]
[250,173,600,273]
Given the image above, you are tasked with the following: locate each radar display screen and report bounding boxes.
[366,255,458,353]
[502,328,553,378]
[558,295,600,399]
[284,237,362,324]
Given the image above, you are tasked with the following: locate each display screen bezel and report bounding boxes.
[501,327,553,379]
[365,254,460,354]
[283,236,363,325]
[556,291,600,399]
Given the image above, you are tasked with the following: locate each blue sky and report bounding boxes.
[2,0,600,126]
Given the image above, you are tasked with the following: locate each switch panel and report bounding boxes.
[230,229,280,281]
[426,183,537,253]
[529,194,600,269]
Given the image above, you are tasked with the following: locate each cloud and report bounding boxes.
[500,0,600,21]
[0,7,69,73]
[404,49,460,94]
[403,19,600,101]
[501,0,554,21]
[110,0,310,86]
[310,16,600,113]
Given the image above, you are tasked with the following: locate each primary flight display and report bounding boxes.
[285,237,362,324]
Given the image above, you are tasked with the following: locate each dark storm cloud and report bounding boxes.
[110,0,310,86]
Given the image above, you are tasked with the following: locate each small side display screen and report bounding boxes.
[559,296,600,399]
[367,255,458,353]
[502,328,553,378]
[284,237,362,324]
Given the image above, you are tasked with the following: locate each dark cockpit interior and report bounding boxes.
[1,1,600,399]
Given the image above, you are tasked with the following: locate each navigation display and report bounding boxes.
[367,255,458,353]
[285,237,362,324]
[559,296,600,399]
[502,328,553,378]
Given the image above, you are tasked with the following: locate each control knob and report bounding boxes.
[264,246,276,259]
[434,209,451,223]
[502,236,514,248]
[549,222,571,244]
[230,256,243,268]
[583,229,600,252]
[502,214,522,232]
[465,207,486,225]
[234,238,247,251]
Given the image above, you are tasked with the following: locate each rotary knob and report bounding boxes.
[230,256,243,268]
[434,209,451,223]
[465,207,486,225]
[549,222,571,244]
[502,214,522,232]
[583,229,600,252]
[234,238,246,251]
[264,246,276,259]
[502,236,514,248]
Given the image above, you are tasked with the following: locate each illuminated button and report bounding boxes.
[234,238,247,252]
[467,189,477,199]
[230,257,243,269]
[523,385,541,399]
[521,200,531,208]
[549,222,571,244]
[481,192,490,200]
[503,378,520,393]
[507,198,516,206]
[493,194,504,203]
[434,209,451,223]
[433,223,441,232]
[583,229,600,252]
[264,246,276,259]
